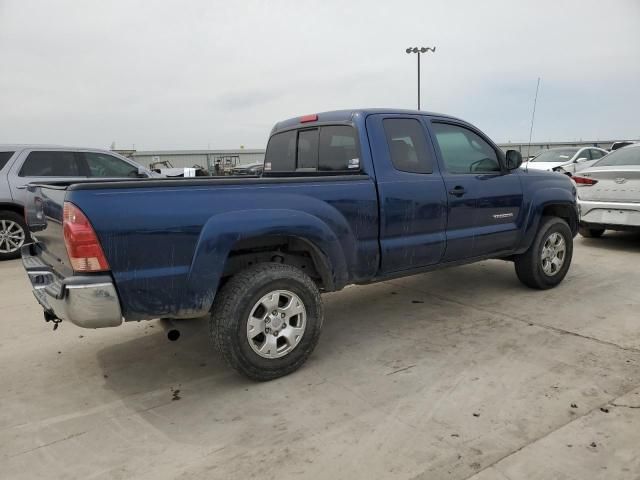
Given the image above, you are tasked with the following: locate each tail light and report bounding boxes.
[572,176,598,186]
[63,202,110,272]
[300,114,318,123]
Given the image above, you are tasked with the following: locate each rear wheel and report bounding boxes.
[210,263,323,381]
[579,226,605,238]
[0,211,27,261]
[515,217,573,290]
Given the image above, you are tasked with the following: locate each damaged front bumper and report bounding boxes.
[22,244,123,328]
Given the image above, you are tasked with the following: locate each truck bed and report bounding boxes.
[25,173,380,320]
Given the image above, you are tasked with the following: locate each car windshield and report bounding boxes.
[593,146,640,167]
[530,148,579,163]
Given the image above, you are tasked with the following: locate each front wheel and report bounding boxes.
[210,263,323,381]
[515,217,573,290]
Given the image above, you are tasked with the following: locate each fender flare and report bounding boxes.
[185,208,350,312]
[519,187,578,251]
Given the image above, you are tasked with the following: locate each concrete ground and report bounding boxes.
[1,233,640,480]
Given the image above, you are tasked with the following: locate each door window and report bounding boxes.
[382,118,432,173]
[590,149,605,160]
[576,150,591,162]
[432,123,501,174]
[0,151,15,171]
[84,152,139,178]
[19,151,81,177]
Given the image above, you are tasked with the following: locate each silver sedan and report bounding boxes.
[575,143,640,237]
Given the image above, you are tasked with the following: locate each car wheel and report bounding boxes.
[578,226,605,238]
[0,211,28,261]
[515,217,573,290]
[210,262,323,381]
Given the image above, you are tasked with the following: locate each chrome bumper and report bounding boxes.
[22,245,123,328]
[578,199,640,228]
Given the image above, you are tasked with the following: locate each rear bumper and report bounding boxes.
[22,245,123,328]
[578,199,640,229]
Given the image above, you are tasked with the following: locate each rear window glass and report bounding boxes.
[297,129,319,170]
[19,151,81,177]
[383,118,432,173]
[264,131,296,172]
[265,125,360,173]
[0,151,15,171]
[319,126,359,171]
[594,147,640,167]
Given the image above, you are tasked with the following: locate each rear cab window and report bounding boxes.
[264,125,360,174]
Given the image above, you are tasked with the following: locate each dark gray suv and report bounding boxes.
[0,145,153,260]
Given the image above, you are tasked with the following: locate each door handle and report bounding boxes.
[15,185,27,190]
[448,186,466,197]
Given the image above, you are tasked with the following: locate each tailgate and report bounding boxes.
[24,184,74,277]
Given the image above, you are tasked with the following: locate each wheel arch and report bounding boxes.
[0,202,25,218]
[519,187,578,252]
[184,209,349,316]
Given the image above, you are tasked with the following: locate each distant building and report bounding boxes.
[113,149,265,173]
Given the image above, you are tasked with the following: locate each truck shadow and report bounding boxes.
[95,316,239,397]
[96,262,514,394]
[93,260,518,444]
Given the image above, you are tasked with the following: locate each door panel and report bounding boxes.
[472,175,524,255]
[429,120,524,260]
[366,114,448,273]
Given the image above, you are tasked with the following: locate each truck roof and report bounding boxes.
[271,109,461,133]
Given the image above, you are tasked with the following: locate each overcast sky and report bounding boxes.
[1,0,639,150]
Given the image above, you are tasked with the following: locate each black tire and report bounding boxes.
[578,226,605,238]
[515,217,573,290]
[210,262,323,381]
[0,210,28,261]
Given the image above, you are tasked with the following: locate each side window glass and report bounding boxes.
[0,151,15,171]
[264,130,296,172]
[590,149,604,160]
[19,151,81,177]
[297,129,319,170]
[432,123,501,174]
[85,153,139,177]
[319,126,359,171]
[577,150,591,161]
[382,118,432,174]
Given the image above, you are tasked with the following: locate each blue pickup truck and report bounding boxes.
[22,109,578,380]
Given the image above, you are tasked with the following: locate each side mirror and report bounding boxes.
[576,157,588,163]
[505,150,523,170]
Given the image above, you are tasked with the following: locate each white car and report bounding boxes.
[575,143,640,237]
[525,147,608,174]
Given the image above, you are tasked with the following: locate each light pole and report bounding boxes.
[405,46,436,110]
